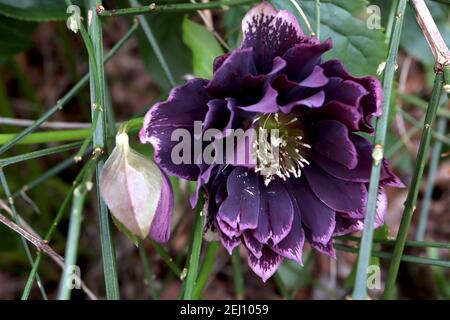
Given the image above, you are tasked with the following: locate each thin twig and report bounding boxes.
[289,0,315,36]
[0,209,97,299]
[410,0,450,68]
[0,117,91,129]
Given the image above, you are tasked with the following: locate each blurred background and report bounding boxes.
[0,0,448,299]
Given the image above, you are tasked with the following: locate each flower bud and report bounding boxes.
[100,132,173,241]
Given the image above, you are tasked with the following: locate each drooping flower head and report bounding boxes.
[140,2,403,281]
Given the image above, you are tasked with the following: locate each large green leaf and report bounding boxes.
[182,17,224,79]
[0,0,83,21]
[270,0,388,76]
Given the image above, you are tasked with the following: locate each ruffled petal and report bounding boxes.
[207,48,257,98]
[282,38,332,82]
[248,246,284,282]
[307,120,358,169]
[303,163,367,215]
[140,79,211,180]
[253,179,294,245]
[271,199,305,264]
[321,60,382,133]
[241,2,303,72]
[289,178,336,245]
[217,167,260,231]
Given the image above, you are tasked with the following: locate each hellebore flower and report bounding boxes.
[140,2,403,281]
[100,131,173,242]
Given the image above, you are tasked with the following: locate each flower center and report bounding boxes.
[253,113,310,185]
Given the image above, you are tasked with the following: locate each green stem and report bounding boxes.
[57,166,94,300]
[182,204,205,300]
[150,240,182,277]
[193,241,219,299]
[138,244,158,299]
[100,0,258,17]
[0,23,137,154]
[0,129,89,146]
[0,170,47,299]
[315,0,320,40]
[352,0,407,300]
[130,0,176,87]
[0,142,82,167]
[415,116,447,241]
[87,0,120,300]
[0,117,143,146]
[398,107,450,145]
[231,247,244,300]
[383,72,444,299]
[398,92,450,119]
[337,235,450,250]
[21,159,95,299]
[334,243,450,268]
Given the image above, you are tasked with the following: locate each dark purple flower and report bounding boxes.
[140,3,403,281]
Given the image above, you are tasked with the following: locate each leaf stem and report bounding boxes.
[415,116,447,241]
[192,241,219,299]
[383,72,444,299]
[0,23,137,154]
[231,247,244,300]
[352,0,407,300]
[99,0,258,17]
[0,170,47,299]
[138,244,159,299]
[182,203,205,300]
[334,243,450,268]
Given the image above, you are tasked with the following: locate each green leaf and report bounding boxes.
[135,13,192,93]
[0,0,82,22]
[0,17,33,60]
[270,0,388,76]
[182,17,224,79]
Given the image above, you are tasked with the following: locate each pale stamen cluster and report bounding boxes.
[253,113,310,186]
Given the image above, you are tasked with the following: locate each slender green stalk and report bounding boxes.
[385,122,420,158]
[0,117,144,146]
[21,159,95,299]
[273,273,289,299]
[398,107,450,145]
[0,142,82,167]
[444,65,450,98]
[0,170,47,299]
[385,0,398,43]
[12,154,82,198]
[337,235,450,249]
[193,241,219,299]
[57,171,93,300]
[334,243,450,268]
[231,247,244,300]
[130,0,176,87]
[383,73,444,299]
[0,24,137,154]
[315,0,320,40]
[399,92,450,118]
[352,0,407,300]
[182,204,205,300]
[416,116,447,241]
[150,240,182,277]
[87,0,120,300]
[100,0,258,17]
[138,244,158,299]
